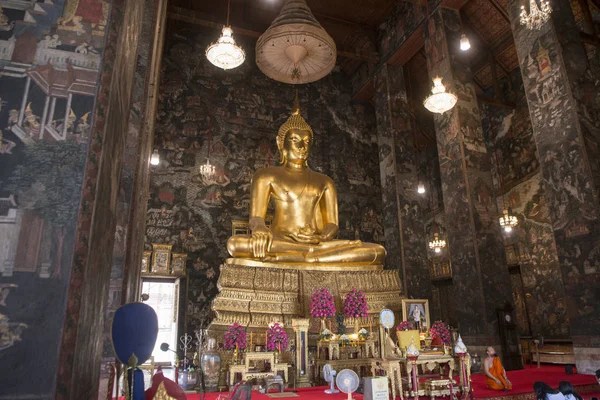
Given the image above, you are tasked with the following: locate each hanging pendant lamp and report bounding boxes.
[460,34,471,51]
[424,77,457,114]
[206,0,245,70]
[256,0,336,84]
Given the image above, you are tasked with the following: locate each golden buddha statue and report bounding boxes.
[227,94,385,265]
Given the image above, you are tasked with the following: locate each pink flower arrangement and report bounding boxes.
[429,321,452,345]
[223,322,247,351]
[343,289,368,319]
[310,287,336,319]
[266,323,289,352]
[397,320,416,331]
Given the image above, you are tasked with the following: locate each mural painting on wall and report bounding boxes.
[0,0,108,396]
[146,25,384,334]
[481,68,571,339]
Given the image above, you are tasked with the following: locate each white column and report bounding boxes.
[17,76,31,126]
[62,93,72,139]
[39,95,50,139]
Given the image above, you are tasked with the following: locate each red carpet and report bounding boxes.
[131,365,598,400]
[471,365,598,400]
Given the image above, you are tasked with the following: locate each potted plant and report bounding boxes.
[266,323,288,363]
[223,322,247,363]
[343,288,368,333]
[310,287,336,332]
[429,320,452,353]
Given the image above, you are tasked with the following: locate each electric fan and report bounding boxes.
[323,364,339,394]
[336,369,360,400]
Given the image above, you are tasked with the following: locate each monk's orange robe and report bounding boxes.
[486,357,512,390]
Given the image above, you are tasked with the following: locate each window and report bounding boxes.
[141,279,179,365]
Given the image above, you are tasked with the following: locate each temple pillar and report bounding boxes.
[423,8,512,344]
[373,63,432,301]
[292,318,311,388]
[507,0,600,374]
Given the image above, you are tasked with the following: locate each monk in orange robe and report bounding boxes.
[484,347,512,391]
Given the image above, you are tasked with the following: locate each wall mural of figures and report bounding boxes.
[0,0,109,397]
[508,0,600,372]
[147,23,384,335]
[481,70,570,339]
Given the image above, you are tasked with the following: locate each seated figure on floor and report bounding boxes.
[227,93,386,265]
[534,382,566,400]
[558,381,583,400]
[484,346,512,391]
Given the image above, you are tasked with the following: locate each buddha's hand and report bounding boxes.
[250,225,272,259]
[292,226,321,244]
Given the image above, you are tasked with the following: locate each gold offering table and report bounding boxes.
[402,353,458,399]
[211,258,404,330]
[228,352,290,386]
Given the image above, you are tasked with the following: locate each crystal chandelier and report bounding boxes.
[424,77,457,114]
[520,0,552,30]
[499,209,518,233]
[428,232,447,253]
[199,158,216,179]
[205,0,245,70]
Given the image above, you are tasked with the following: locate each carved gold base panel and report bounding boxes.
[210,258,404,335]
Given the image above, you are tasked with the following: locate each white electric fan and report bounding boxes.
[336,369,360,400]
[323,364,339,394]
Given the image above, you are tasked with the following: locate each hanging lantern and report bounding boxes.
[424,77,457,114]
[520,0,552,30]
[417,182,426,194]
[150,149,160,166]
[499,209,518,233]
[428,232,446,253]
[199,158,216,179]
[255,0,336,84]
[460,34,471,51]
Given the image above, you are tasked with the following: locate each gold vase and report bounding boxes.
[274,351,279,364]
[321,319,327,332]
[354,318,360,334]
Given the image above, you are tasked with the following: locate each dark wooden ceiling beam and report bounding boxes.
[461,12,513,77]
[168,8,379,62]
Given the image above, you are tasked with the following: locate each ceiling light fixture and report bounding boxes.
[418,182,426,194]
[424,77,457,114]
[429,232,447,253]
[150,149,160,166]
[520,0,552,30]
[460,33,471,51]
[499,209,518,233]
[206,0,245,70]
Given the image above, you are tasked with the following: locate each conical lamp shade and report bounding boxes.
[256,0,336,84]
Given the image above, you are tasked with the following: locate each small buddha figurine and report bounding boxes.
[227,93,385,265]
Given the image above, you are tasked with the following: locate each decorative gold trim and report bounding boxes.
[227,257,383,271]
[151,243,172,274]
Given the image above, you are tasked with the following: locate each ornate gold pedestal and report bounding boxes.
[210,258,404,332]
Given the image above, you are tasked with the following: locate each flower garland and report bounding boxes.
[429,320,452,345]
[397,320,416,331]
[310,287,336,319]
[223,322,247,350]
[343,289,368,319]
[266,323,289,352]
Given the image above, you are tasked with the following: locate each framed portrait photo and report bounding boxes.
[401,299,430,332]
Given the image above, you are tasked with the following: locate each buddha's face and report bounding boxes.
[283,128,312,164]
